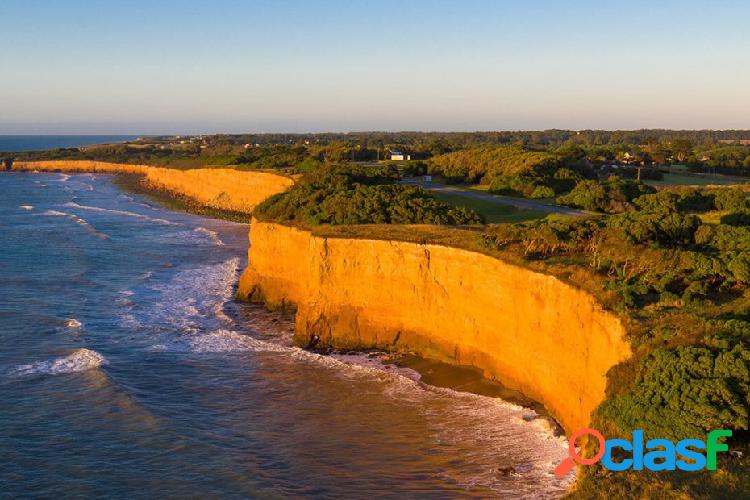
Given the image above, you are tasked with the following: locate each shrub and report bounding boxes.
[712,188,749,212]
[608,210,701,247]
[720,211,750,226]
[599,344,750,441]
[529,185,556,199]
[634,188,713,213]
[254,166,484,226]
[556,177,656,213]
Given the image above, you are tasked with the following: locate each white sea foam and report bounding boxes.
[41,210,109,240]
[19,205,33,210]
[64,318,82,329]
[193,227,224,246]
[57,173,71,182]
[169,227,226,246]
[120,258,240,332]
[11,348,107,377]
[63,202,176,225]
[153,329,290,354]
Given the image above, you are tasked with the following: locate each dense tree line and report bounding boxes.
[12,130,750,174]
[254,166,483,226]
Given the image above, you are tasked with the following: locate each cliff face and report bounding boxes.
[238,221,632,433]
[11,160,293,213]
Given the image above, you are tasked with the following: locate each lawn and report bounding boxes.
[646,172,750,187]
[431,190,547,223]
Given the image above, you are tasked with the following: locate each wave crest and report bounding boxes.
[11,348,107,377]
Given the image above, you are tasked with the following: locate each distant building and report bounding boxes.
[389,150,410,161]
[422,175,432,182]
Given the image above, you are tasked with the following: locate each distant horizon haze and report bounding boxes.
[1,0,748,134]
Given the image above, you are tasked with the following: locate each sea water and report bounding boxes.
[0,172,572,498]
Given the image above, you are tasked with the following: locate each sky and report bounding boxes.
[0,0,748,134]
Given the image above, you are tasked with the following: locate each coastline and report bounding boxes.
[237,219,632,435]
[4,161,632,492]
[113,171,568,433]
[112,174,254,223]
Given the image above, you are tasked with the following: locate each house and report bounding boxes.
[389,149,411,161]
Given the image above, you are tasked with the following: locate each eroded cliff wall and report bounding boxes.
[238,221,632,433]
[11,160,293,213]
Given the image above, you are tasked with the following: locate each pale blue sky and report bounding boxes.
[1,0,748,133]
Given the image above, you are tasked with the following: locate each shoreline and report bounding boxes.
[6,165,588,491]
[112,174,253,223]
[115,173,565,431]
[14,167,562,420]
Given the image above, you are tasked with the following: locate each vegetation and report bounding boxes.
[425,145,594,199]
[12,130,750,497]
[254,166,483,226]
[556,177,656,213]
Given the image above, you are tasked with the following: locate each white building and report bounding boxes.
[389,150,410,161]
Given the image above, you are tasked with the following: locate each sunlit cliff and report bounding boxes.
[11,160,293,213]
[238,220,632,433]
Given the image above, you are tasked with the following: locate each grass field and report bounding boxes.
[647,172,750,187]
[431,189,547,223]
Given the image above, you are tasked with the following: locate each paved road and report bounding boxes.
[403,179,589,216]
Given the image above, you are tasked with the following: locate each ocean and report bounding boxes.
[0,172,571,498]
[0,135,138,152]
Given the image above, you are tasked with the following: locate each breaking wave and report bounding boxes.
[63,201,176,226]
[10,348,107,377]
[169,227,226,246]
[119,258,240,333]
[41,210,109,240]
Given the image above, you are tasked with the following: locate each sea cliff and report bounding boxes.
[238,220,632,433]
[10,160,294,213]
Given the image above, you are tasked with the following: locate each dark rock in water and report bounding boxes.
[497,466,516,476]
[306,334,320,350]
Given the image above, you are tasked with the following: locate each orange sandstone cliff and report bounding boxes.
[238,220,632,433]
[11,160,294,213]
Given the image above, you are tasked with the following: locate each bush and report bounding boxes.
[529,185,555,199]
[711,188,749,212]
[487,177,515,195]
[608,210,701,247]
[599,344,750,441]
[720,211,750,226]
[556,177,656,213]
[428,145,561,184]
[634,189,713,213]
[400,161,427,177]
[254,166,484,226]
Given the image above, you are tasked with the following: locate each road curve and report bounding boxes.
[403,179,589,216]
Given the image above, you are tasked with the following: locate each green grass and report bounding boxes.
[431,190,547,223]
[647,172,750,187]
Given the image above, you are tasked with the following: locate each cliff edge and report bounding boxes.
[238,220,632,433]
[10,160,294,214]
